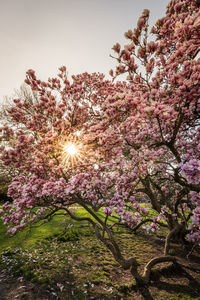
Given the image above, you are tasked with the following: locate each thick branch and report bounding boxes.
[164,224,184,255]
[171,112,183,146]
[143,255,176,283]
[174,168,200,193]
[174,188,189,214]
[140,176,161,212]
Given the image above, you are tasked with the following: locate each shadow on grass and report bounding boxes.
[0,250,118,300]
[149,263,200,299]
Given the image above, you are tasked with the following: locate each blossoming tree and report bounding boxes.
[92,0,200,249]
[0,0,200,286]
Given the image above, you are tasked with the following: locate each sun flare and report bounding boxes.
[59,136,97,170]
[64,143,78,156]
[61,141,83,169]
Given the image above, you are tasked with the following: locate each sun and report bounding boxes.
[58,135,97,170]
[64,143,78,156]
[61,141,83,169]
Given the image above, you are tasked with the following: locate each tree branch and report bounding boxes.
[143,255,177,283]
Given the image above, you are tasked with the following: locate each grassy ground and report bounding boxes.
[0,207,200,299]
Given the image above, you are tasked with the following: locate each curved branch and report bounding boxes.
[62,207,96,226]
[42,208,59,220]
[132,218,167,233]
[143,255,177,283]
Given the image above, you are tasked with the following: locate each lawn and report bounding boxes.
[0,206,200,299]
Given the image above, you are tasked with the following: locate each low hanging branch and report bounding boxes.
[132,218,168,233]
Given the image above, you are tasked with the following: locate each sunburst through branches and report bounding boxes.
[61,140,82,169]
[64,143,78,156]
[59,134,96,170]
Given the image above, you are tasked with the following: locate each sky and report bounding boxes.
[0,0,169,104]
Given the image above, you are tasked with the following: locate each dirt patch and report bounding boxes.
[0,270,57,300]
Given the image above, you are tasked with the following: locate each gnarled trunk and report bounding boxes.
[164,223,188,255]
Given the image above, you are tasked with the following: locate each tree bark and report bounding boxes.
[143,255,177,283]
[164,223,187,255]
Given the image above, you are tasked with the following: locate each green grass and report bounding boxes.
[0,204,199,299]
[0,213,67,252]
[0,206,117,252]
[0,216,157,299]
[0,203,166,253]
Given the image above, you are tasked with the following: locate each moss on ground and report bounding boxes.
[0,207,199,299]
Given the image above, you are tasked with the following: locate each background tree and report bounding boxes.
[0,84,39,201]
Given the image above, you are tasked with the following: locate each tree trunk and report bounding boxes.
[164,223,188,255]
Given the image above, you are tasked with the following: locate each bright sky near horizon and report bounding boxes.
[0,0,169,104]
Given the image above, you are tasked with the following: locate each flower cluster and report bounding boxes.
[181,159,200,184]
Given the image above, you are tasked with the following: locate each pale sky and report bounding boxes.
[0,0,169,103]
